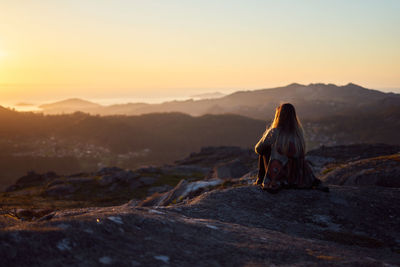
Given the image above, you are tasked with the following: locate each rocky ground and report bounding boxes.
[0,144,399,266]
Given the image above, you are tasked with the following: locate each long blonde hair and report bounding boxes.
[263,103,305,155]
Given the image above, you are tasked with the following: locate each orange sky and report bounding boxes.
[1,1,399,103]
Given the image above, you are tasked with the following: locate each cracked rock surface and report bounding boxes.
[1,185,399,266]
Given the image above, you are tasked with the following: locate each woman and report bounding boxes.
[254,103,327,193]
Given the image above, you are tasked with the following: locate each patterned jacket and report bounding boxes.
[255,128,315,189]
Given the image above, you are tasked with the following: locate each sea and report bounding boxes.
[2,96,200,112]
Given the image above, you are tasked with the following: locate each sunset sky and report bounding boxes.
[0,0,399,103]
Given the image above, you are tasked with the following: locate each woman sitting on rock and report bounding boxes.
[254,103,327,193]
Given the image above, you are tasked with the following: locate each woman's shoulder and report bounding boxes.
[262,127,279,144]
[266,127,279,138]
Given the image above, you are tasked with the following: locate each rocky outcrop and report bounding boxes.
[3,144,400,210]
[176,146,257,168]
[6,171,59,192]
[211,159,251,179]
[0,185,399,266]
[323,154,400,187]
[1,144,400,266]
[306,143,400,175]
[1,161,211,208]
[307,143,400,162]
[45,184,76,196]
[138,179,225,207]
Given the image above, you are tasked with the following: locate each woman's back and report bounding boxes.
[254,103,321,192]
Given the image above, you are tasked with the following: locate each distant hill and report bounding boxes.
[15,102,35,106]
[191,92,225,99]
[39,98,103,114]
[37,83,400,120]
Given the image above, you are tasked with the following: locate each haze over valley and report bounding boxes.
[1,82,399,191]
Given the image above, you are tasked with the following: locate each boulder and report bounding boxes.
[119,171,140,183]
[97,167,124,176]
[45,184,76,197]
[47,179,66,187]
[139,177,158,186]
[65,177,94,184]
[147,185,174,195]
[15,209,53,221]
[160,165,210,176]
[98,175,119,186]
[139,178,223,207]
[7,171,59,192]
[136,166,159,173]
[128,180,141,190]
[98,170,141,186]
[212,159,250,179]
[17,171,58,187]
[175,146,257,168]
[107,183,120,192]
[323,154,400,187]
[307,144,400,165]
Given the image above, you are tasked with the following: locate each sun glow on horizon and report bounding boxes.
[0,0,399,102]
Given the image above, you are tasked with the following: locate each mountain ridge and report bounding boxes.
[24,83,400,119]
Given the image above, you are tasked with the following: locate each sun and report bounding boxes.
[0,49,7,59]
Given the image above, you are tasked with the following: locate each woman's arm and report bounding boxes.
[255,137,267,154]
[255,128,277,155]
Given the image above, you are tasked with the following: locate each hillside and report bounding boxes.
[0,144,399,266]
[0,110,266,190]
[191,91,226,99]
[39,98,103,114]
[0,105,399,191]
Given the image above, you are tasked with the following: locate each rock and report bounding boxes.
[113,171,139,183]
[45,184,76,196]
[154,255,169,264]
[121,171,140,183]
[305,155,336,175]
[176,146,257,168]
[5,185,19,192]
[107,183,120,192]
[98,256,113,265]
[107,216,123,225]
[15,209,53,221]
[97,167,124,176]
[7,171,59,191]
[147,185,174,195]
[131,260,141,266]
[57,239,72,251]
[238,170,258,184]
[139,177,158,186]
[139,179,223,207]
[323,154,400,187]
[306,144,400,176]
[136,166,159,173]
[0,185,399,266]
[65,177,94,184]
[98,171,140,186]
[160,165,210,176]
[47,179,66,187]
[98,175,119,186]
[211,159,250,179]
[3,144,400,217]
[307,144,400,166]
[129,180,141,190]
